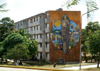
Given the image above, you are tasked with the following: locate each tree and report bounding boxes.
[19,28,32,39]
[23,38,38,60]
[65,0,98,20]
[0,3,8,12]
[5,44,29,63]
[28,39,38,60]
[0,17,14,30]
[87,30,100,68]
[1,32,38,61]
[81,21,100,62]
[81,29,87,44]
[0,17,14,42]
[1,33,24,60]
[0,26,38,62]
[86,21,100,33]
[81,29,88,60]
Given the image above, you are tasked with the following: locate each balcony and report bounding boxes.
[28,21,40,27]
[45,28,49,33]
[45,38,49,42]
[45,44,49,52]
[45,18,48,23]
[36,38,42,42]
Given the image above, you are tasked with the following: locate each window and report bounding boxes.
[45,24,47,28]
[40,34,42,38]
[37,17,38,21]
[46,43,47,47]
[37,26,38,30]
[40,52,42,60]
[24,21,26,24]
[34,27,35,30]
[20,23,22,26]
[34,18,35,22]
[40,43,42,47]
[46,53,48,58]
[46,34,47,38]
[31,27,33,31]
[30,19,32,23]
[37,53,38,56]
[45,14,47,18]
[34,35,36,39]
[37,35,38,39]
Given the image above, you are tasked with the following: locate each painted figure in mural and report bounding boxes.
[61,15,70,55]
[50,14,81,55]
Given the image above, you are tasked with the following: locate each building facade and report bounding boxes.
[15,9,81,63]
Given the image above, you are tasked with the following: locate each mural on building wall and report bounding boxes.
[50,14,81,55]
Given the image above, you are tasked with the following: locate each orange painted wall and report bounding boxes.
[49,11,81,62]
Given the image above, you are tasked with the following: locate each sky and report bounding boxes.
[0,0,100,29]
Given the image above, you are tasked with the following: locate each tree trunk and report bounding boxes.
[1,58,3,63]
[83,52,86,60]
[5,59,7,63]
[97,52,100,68]
[14,59,19,66]
[97,60,99,68]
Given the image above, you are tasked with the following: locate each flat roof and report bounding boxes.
[15,13,44,24]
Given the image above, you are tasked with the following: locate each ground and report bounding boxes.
[0,61,98,69]
[79,68,100,71]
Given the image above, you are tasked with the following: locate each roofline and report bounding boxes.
[15,13,44,24]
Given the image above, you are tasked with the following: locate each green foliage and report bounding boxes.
[81,29,87,44]
[0,3,8,12]
[28,39,38,55]
[86,0,98,18]
[0,21,38,60]
[0,46,4,57]
[23,38,38,55]
[65,0,80,8]
[65,0,98,20]
[5,44,29,61]
[0,17,15,42]
[82,21,100,54]
[19,28,32,39]
[2,33,24,53]
[1,17,14,28]
[85,21,100,33]
[88,30,100,54]
[1,31,38,60]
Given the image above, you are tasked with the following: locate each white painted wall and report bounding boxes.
[28,17,40,27]
[36,35,42,42]
[45,34,49,42]
[37,53,40,60]
[45,24,49,33]
[46,53,49,62]
[38,44,42,51]
[45,44,49,52]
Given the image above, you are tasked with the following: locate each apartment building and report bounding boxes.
[15,9,81,63]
